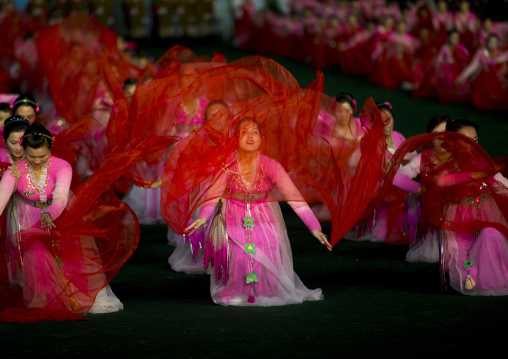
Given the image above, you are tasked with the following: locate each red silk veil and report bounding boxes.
[0,119,178,322]
[383,132,508,237]
[109,56,309,186]
[35,13,145,123]
[160,88,387,247]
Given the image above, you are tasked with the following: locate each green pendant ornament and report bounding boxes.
[244,243,256,254]
[245,272,259,284]
[243,217,254,228]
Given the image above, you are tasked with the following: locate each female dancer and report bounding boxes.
[456,34,508,111]
[167,100,232,274]
[0,116,29,167]
[184,118,331,306]
[435,29,471,104]
[437,119,508,295]
[348,102,413,243]
[393,115,451,263]
[0,122,125,322]
[12,94,38,123]
[391,119,508,295]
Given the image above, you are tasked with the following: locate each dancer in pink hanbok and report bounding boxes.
[454,0,479,53]
[167,100,232,274]
[184,118,332,306]
[432,0,454,47]
[456,34,508,111]
[0,122,143,322]
[393,115,451,263]
[390,119,508,295]
[435,30,472,104]
[348,102,414,243]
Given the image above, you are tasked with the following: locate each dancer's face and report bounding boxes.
[237,121,261,152]
[334,103,352,126]
[15,105,36,123]
[381,110,394,137]
[438,1,447,13]
[457,126,478,143]
[25,146,51,168]
[448,32,459,46]
[487,36,499,51]
[6,130,25,159]
[205,103,230,122]
[123,84,137,97]
[431,121,447,152]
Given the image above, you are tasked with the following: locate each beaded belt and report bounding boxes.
[17,196,52,209]
[458,192,490,206]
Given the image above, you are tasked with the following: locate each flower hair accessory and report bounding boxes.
[384,102,392,110]
[352,99,358,113]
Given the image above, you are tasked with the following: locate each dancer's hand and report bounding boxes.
[141,179,162,189]
[40,213,56,229]
[185,217,207,235]
[312,230,332,251]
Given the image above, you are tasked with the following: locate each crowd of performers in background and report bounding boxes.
[0,4,508,324]
[0,0,223,40]
[235,0,508,111]
[3,0,508,110]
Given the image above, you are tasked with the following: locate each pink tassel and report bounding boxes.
[248,295,255,303]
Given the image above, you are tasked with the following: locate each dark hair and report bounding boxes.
[122,78,138,89]
[12,94,39,115]
[335,92,357,113]
[22,122,53,150]
[426,114,451,133]
[446,118,479,135]
[233,117,262,137]
[3,116,30,141]
[0,103,11,113]
[376,101,393,116]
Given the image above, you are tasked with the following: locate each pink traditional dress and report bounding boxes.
[435,43,472,104]
[394,154,439,263]
[432,8,454,47]
[454,10,478,53]
[348,131,413,243]
[388,132,508,295]
[457,48,508,110]
[197,153,323,306]
[369,31,418,89]
[0,156,123,321]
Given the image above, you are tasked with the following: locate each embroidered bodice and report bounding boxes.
[0,156,72,220]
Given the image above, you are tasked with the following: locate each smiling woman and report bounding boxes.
[0,116,30,168]
[0,122,127,322]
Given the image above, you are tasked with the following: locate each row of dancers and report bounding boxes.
[235,0,508,110]
[0,13,507,324]
[2,0,224,40]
